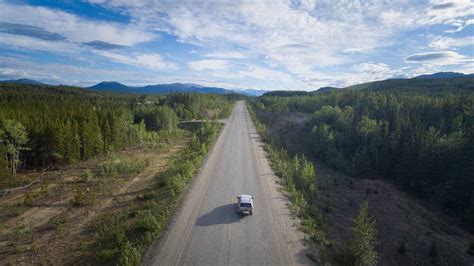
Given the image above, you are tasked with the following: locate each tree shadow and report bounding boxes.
[195,203,242,226]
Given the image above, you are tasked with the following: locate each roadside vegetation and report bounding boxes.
[0,82,234,264]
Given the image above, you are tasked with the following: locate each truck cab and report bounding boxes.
[236,195,254,216]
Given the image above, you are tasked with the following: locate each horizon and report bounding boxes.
[2,71,474,92]
[0,1,473,91]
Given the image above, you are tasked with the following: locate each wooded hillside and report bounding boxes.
[252,78,474,230]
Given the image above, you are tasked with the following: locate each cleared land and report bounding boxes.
[0,141,185,265]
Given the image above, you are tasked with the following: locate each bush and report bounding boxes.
[117,241,141,266]
[135,211,161,235]
[23,193,34,207]
[100,158,148,179]
[70,187,95,207]
[82,170,94,182]
[94,213,127,263]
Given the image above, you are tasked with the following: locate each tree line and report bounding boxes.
[252,81,474,230]
[0,83,236,184]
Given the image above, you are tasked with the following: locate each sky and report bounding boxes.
[0,0,473,91]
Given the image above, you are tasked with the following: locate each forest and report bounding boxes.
[251,77,474,231]
[0,82,237,186]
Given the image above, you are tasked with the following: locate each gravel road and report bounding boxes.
[144,101,312,265]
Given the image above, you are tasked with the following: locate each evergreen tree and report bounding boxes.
[349,201,377,266]
[0,119,29,175]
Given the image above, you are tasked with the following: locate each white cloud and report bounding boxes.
[97,51,178,70]
[429,35,474,49]
[421,0,474,32]
[237,65,294,83]
[405,51,471,65]
[203,51,251,59]
[410,61,474,76]
[188,59,231,71]
[0,3,154,46]
[89,1,421,77]
[88,0,470,88]
[355,62,406,79]
[444,18,474,32]
[0,33,76,53]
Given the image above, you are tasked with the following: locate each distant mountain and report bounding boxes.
[346,76,474,92]
[263,90,311,97]
[413,72,471,79]
[89,81,135,91]
[1,78,44,85]
[234,89,269,96]
[88,82,235,95]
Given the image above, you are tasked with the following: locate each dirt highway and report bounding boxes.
[144,101,312,265]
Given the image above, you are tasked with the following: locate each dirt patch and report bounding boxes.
[317,163,473,265]
[0,142,186,265]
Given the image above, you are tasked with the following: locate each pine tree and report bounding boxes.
[349,201,377,266]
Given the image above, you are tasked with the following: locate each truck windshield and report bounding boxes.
[240,203,252,208]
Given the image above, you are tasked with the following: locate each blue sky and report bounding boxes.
[0,0,472,90]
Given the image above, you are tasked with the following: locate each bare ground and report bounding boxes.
[0,142,185,265]
[258,110,474,266]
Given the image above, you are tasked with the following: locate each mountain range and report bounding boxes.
[262,72,474,96]
[88,81,235,95]
[412,72,472,79]
[0,78,44,85]
[88,81,270,96]
[1,72,472,96]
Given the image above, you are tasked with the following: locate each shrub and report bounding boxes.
[82,170,94,182]
[117,241,141,266]
[135,211,161,234]
[94,213,127,263]
[23,193,34,207]
[100,158,148,179]
[136,193,155,201]
[70,187,95,207]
